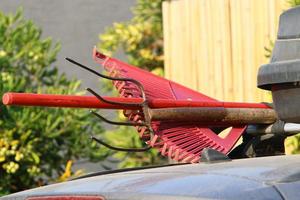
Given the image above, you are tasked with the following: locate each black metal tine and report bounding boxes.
[90,110,147,126]
[65,57,146,102]
[91,135,151,152]
[66,57,155,141]
[86,88,142,107]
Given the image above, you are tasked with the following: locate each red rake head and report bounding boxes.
[92,48,246,163]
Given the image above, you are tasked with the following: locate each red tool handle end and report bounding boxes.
[2,93,13,105]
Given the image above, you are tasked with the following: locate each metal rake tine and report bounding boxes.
[86,88,143,107]
[91,135,151,152]
[65,57,146,101]
[90,110,147,126]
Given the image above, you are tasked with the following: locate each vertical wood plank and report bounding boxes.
[163,0,287,102]
[198,0,210,95]
[221,0,233,101]
[162,1,172,79]
[231,0,245,101]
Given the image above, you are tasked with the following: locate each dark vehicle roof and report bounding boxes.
[2,155,300,200]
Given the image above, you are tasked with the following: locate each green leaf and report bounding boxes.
[0,8,105,194]
[30,152,40,164]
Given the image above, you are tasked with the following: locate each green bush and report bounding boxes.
[99,0,163,72]
[288,0,300,6]
[0,8,106,195]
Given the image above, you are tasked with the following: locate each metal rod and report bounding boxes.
[91,136,151,152]
[284,123,300,133]
[65,58,147,103]
[246,123,300,135]
[246,125,274,135]
[86,88,142,107]
[90,110,146,126]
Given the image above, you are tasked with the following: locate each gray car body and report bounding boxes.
[1,155,300,200]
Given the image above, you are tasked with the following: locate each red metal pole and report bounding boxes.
[2,92,272,110]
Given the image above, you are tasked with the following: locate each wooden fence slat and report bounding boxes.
[162,1,172,79]
[221,0,233,101]
[162,0,288,102]
[199,0,210,94]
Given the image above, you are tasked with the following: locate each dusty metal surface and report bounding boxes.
[2,155,300,200]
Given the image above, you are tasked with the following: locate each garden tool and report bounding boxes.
[3,47,300,163]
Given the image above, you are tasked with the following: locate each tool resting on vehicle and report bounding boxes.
[4,7,300,162]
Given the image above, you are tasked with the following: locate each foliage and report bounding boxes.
[264,41,274,59]
[285,134,300,154]
[288,0,300,7]
[57,160,84,182]
[98,0,167,168]
[0,8,106,195]
[99,0,163,71]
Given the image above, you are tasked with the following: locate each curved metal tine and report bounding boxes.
[86,88,142,107]
[90,110,146,127]
[65,57,146,103]
[91,135,151,152]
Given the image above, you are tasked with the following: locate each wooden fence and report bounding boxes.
[163,0,288,102]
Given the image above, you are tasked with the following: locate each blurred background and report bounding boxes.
[0,0,136,88]
[1,0,300,195]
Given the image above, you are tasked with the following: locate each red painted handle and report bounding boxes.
[2,92,272,110]
[2,92,142,109]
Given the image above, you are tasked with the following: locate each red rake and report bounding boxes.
[2,48,276,163]
[90,48,274,162]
